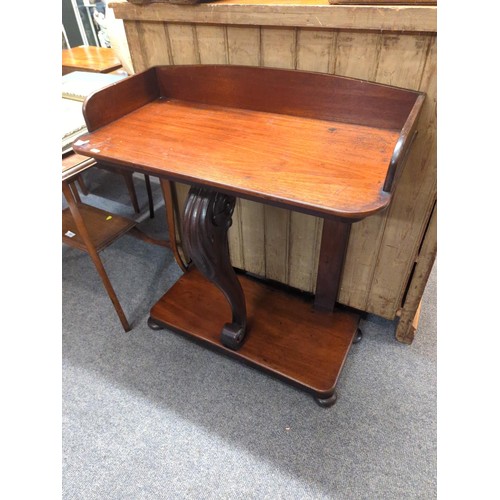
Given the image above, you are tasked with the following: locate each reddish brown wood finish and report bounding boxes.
[160,178,189,272]
[70,65,425,403]
[82,68,159,132]
[150,268,359,397]
[62,203,136,253]
[62,152,96,182]
[154,65,417,129]
[383,94,425,192]
[314,219,352,311]
[62,183,132,332]
[75,99,398,220]
[75,65,424,220]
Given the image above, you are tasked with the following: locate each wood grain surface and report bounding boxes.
[75,98,400,219]
[76,65,421,220]
[62,45,122,74]
[150,268,359,395]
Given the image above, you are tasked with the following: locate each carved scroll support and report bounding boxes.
[182,186,247,350]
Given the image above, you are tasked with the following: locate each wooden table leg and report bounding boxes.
[314,218,363,345]
[121,172,140,213]
[144,174,154,219]
[314,218,351,312]
[62,182,131,332]
[68,180,82,204]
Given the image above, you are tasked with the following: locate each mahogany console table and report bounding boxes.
[73,65,424,406]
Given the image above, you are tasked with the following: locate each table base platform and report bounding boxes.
[149,268,360,406]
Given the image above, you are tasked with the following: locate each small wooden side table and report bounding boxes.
[63,152,136,331]
[73,65,424,406]
[62,45,122,75]
[63,152,169,331]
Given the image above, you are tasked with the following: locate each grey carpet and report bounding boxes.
[63,169,436,499]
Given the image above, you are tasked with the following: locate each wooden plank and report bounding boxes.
[339,212,387,308]
[137,21,172,68]
[333,31,381,80]
[170,181,191,267]
[374,33,430,88]
[288,211,321,292]
[226,26,260,66]
[160,179,189,271]
[123,20,147,72]
[366,34,436,318]
[260,27,297,69]
[113,3,437,33]
[296,28,335,73]
[396,202,436,344]
[228,199,244,270]
[195,25,228,64]
[166,23,200,65]
[150,267,359,396]
[239,199,266,277]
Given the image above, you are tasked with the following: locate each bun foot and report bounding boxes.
[221,322,246,350]
[315,390,337,408]
[147,316,165,331]
[353,328,363,344]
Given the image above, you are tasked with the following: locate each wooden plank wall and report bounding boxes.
[122,19,436,321]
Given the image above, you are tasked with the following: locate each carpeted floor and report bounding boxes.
[62,169,436,499]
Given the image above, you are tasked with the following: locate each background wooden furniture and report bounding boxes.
[62,45,122,75]
[63,152,169,331]
[73,65,423,405]
[113,0,437,344]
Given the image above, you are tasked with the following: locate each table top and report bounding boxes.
[73,65,423,220]
[62,45,122,74]
[75,98,398,219]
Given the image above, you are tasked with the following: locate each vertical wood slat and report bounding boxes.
[167,23,200,65]
[334,31,381,81]
[123,20,147,72]
[395,202,437,344]
[226,26,260,66]
[136,21,172,68]
[196,25,228,64]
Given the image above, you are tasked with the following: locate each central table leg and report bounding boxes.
[182,186,247,350]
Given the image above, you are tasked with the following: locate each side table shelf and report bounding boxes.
[62,203,136,253]
[148,268,359,406]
